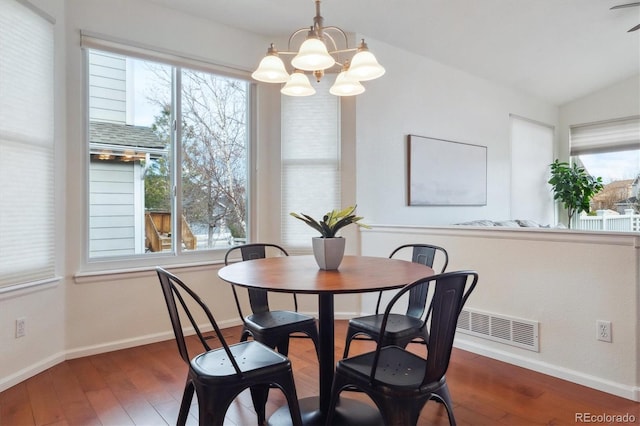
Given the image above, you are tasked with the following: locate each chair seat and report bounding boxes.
[192,341,290,379]
[348,313,424,339]
[246,310,317,332]
[329,271,478,426]
[338,346,430,390]
[156,267,303,426]
[342,244,448,359]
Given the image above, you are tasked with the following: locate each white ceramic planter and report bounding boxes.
[312,237,346,270]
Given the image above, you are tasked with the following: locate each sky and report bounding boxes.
[579,150,640,184]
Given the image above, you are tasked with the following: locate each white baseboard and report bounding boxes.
[66,330,177,360]
[0,352,66,393]
[66,317,243,359]
[0,318,244,393]
[454,337,639,402]
[4,319,636,403]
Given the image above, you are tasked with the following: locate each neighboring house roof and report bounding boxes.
[615,196,638,205]
[90,121,165,150]
[89,121,167,162]
[591,179,633,204]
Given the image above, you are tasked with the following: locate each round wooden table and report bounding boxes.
[218,255,434,425]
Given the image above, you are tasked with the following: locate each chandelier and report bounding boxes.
[251,0,385,97]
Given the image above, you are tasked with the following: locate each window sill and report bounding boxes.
[74,259,224,284]
[0,276,62,299]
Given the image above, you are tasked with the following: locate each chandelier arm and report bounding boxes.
[252,0,382,95]
[287,28,313,51]
[322,26,351,50]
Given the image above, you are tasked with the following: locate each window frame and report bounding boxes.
[79,34,255,273]
[568,116,640,230]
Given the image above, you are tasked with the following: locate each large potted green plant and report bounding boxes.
[548,159,604,228]
[290,205,370,270]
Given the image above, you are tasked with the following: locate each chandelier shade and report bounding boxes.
[291,37,336,71]
[251,52,289,83]
[281,70,316,96]
[329,68,365,96]
[348,47,385,81]
[252,0,384,97]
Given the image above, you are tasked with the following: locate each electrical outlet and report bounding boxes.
[597,320,612,343]
[15,317,26,338]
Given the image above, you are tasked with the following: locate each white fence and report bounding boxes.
[574,209,640,232]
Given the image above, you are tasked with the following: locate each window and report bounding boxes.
[509,115,554,225]
[281,79,340,249]
[570,116,640,230]
[83,38,250,260]
[0,0,55,289]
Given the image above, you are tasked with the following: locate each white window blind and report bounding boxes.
[0,0,55,288]
[281,79,340,248]
[509,115,555,225]
[570,116,640,155]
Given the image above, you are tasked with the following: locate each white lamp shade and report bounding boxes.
[291,38,336,71]
[329,71,365,96]
[348,50,385,81]
[251,55,289,83]
[281,72,316,96]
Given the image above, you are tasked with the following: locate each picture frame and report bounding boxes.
[408,134,487,206]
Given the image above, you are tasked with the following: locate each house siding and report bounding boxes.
[88,50,126,124]
[89,161,138,257]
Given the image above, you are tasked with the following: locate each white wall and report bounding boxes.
[558,74,640,160]
[361,226,640,401]
[354,37,559,226]
[0,0,67,390]
[63,0,277,353]
[0,0,275,391]
[1,0,637,403]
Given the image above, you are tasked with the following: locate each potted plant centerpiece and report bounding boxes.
[290,206,370,270]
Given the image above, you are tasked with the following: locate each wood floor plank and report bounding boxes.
[0,382,34,425]
[1,321,638,425]
[25,371,65,425]
[65,357,108,393]
[85,387,134,426]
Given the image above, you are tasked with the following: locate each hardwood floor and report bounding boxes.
[1,321,637,425]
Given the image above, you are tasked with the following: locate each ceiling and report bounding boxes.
[147,0,640,105]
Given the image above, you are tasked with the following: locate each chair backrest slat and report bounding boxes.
[422,273,470,384]
[225,243,292,316]
[156,267,243,375]
[370,271,478,386]
[388,244,449,318]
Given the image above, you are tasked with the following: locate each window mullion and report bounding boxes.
[173,66,182,253]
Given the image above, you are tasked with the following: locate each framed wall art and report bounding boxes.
[408,134,487,206]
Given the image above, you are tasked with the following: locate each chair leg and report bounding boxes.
[343,330,375,358]
[279,377,303,426]
[431,381,456,426]
[342,327,357,358]
[177,380,195,426]
[276,337,290,357]
[240,327,252,342]
[374,395,427,426]
[193,385,233,426]
[249,384,270,426]
[307,327,321,361]
[325,387,341,426]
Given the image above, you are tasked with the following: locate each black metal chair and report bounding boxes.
[327,271,478,426]
[156,267,303,426]
[224,243,320,359]
[343,244,449,357]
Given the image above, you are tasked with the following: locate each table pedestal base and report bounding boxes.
[268,396,383,426]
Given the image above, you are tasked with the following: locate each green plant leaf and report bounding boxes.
[289,205,368,237]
